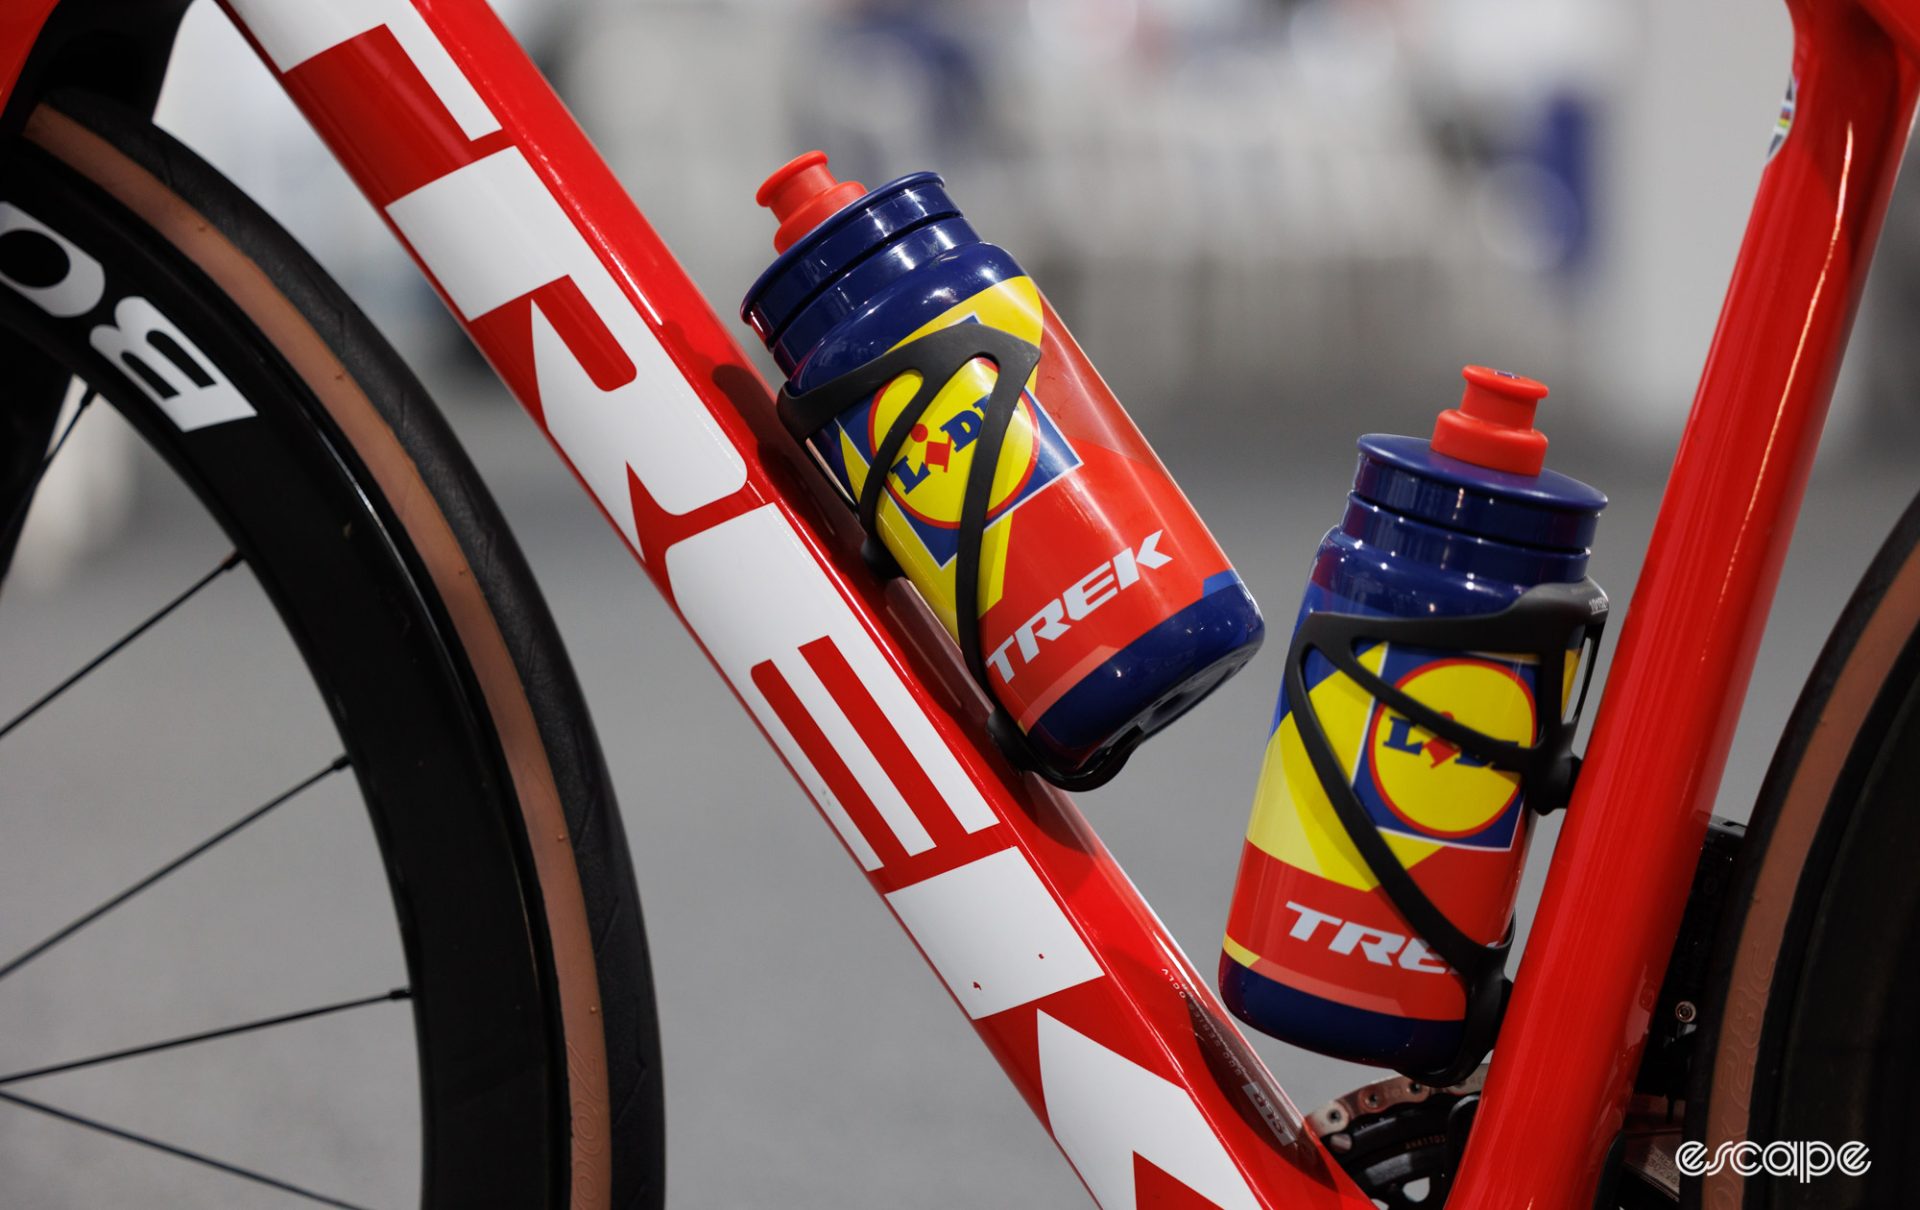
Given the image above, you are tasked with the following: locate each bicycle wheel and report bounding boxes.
[1685,488,1920,1207]
[0,93,663,1208]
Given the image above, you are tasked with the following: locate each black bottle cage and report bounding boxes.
[776,324,1140,791]
[1284,578,1608,1085]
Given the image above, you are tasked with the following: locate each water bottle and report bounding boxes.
[1219,366,1608,1078]
[740,152,1262,785]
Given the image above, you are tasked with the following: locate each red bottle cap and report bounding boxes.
[756,150,867,254]
[1431,364,1551,476]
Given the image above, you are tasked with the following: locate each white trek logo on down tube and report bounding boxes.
[227,0,748,557]
[212,8,1267,1205]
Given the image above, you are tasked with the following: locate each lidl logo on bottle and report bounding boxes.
[1363,657,1535,845]
[869,358,1043,527]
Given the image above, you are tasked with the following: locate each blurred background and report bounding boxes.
[5,0,1919,1205]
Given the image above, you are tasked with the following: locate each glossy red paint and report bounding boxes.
[0,0,60,114]
[8,0,1908,1203]
[1450,1,1920,1204]
[208,1,1371,1204]
[1865,0,1920,56]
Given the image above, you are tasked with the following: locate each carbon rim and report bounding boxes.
[0,128,578,1204]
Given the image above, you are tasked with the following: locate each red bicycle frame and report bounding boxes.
[2,1,1913,1205]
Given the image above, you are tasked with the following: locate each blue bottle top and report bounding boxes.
[1353,434,1607,553]
[1319,368,1609,612]
[742,171,971,374]
[1336,490,1596,587]
[1355,365,1606,559]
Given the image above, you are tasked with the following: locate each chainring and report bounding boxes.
[1308,1069,1680,1207]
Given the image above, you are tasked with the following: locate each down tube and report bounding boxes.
[1450,3,1920,1206]
[212,2,1372,1206]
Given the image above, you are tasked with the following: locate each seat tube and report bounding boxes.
[1447,2,1920,1205]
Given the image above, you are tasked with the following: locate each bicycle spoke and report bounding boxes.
[0,754,350,984]
[0,388,94,549]
[0,988,409,1087]
[0,547,244,743]
[0,1088,374,1210]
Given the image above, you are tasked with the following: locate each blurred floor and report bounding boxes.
[0,379,1908,1206]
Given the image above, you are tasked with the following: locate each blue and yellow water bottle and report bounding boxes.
[741,152,1264,784]
[1220,366,1609,1077]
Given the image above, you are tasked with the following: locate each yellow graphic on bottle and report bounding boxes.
[1247,641,1580,884]
[1245,645,1443,892]
[1367,659,1533,839]
[829,276,1078,636]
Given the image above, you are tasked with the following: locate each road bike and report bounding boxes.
[1,0,1916,1206]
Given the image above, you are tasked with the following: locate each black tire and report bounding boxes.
[1686,490,1920,1209]
[0,95,663,1208]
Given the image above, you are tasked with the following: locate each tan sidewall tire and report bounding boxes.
[21,103,622,1209]
[1690,517,1920,1209]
